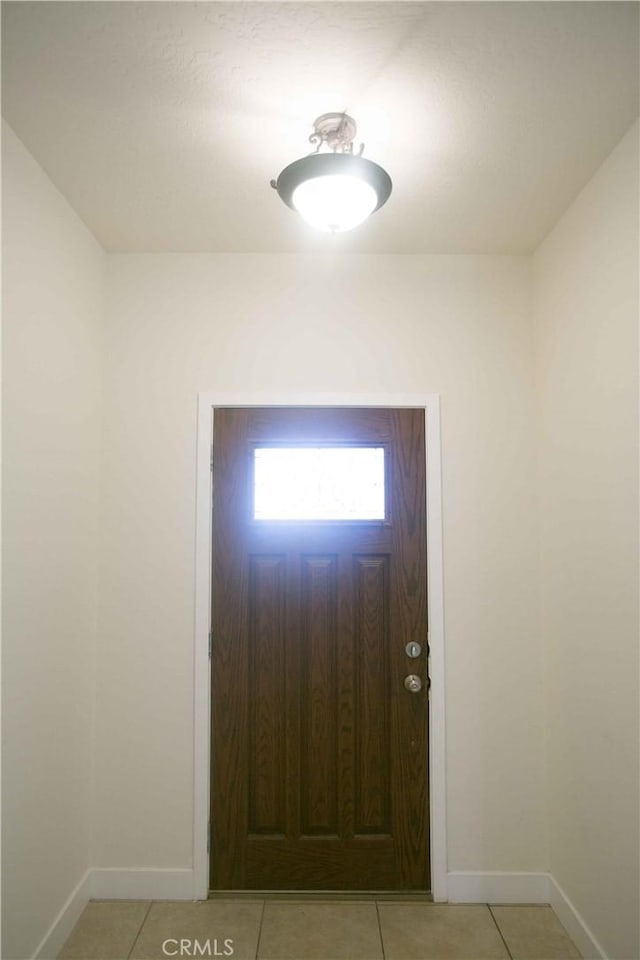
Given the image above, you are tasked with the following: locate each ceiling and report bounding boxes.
[2,1,638,254]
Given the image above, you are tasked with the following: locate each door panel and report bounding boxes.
[210,407,429,890]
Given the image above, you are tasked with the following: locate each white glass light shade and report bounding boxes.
[273,153,392,233]
[292,175,378,232]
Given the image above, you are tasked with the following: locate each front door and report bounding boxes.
[210,407,429,890]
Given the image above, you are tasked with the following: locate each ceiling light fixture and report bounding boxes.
[271,112,392,233]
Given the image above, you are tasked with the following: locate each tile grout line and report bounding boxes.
[374,900,387,960]
[126,900,154,960]
[254,898,267,960]
[488,904,514,960]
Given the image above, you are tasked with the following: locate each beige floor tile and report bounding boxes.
[257,900,383,960]
[378,903,510,960]
[491,905,582,959]
[130,900,264,960]
[58,900,151,960]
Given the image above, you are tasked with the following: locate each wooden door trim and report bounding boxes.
[193,393,447,901]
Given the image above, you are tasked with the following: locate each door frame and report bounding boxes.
[192,392,447,900]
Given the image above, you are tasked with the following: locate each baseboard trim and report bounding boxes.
[447,871,609,958]
[547,874,607,960]
[447,871,550,904]
[31,869,197,958]
[33,869,92,960]
[90,868,196,900]
[31,867,609,960]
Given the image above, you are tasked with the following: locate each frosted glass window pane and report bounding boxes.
[254,447,385,520]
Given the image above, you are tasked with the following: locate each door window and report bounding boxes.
[253,446,386,521]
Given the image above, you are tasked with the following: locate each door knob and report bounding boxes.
[404,674,422,693]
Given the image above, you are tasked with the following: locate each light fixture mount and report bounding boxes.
[271,112,392,233]
[308,112,360,155]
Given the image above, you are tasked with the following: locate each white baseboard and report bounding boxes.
[31,869,197,959]
[447,871,550,904]
[90,868,196,900]
[31,867,608,960]
[447,871,609,958]
[547,873,607,960]
[33,869,92,960]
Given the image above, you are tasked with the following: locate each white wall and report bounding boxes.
[96,252,546,876]
[533,122,639,960]
[6,111,636,959]
[1,124,104,959]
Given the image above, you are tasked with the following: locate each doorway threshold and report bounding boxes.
[208,890,433,901]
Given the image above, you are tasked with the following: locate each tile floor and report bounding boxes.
[58,898,583,960]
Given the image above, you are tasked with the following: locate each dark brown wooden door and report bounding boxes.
[210,407,429,890]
